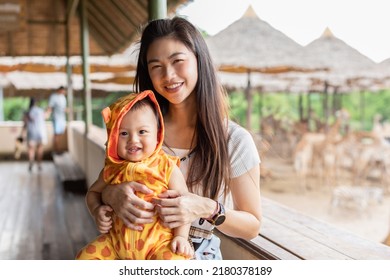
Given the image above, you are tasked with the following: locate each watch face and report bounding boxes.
[214,214,226,226]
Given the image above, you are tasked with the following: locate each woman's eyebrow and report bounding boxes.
[147,52,186,64]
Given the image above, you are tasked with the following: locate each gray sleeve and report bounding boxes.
[228,121,261,178]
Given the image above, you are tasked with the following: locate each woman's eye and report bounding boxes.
[150,64,161,70]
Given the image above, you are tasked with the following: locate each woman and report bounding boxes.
[23,97,47,171]
[98,17,261,259]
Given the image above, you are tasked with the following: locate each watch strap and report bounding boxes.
[206,200,219,220]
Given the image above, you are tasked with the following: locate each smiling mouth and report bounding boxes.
[128,147,141,153]
[165,82,183,90]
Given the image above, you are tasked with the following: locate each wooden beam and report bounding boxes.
[87,3,123,48]
[66,0,79,24]
[87,23,117,54]
[27,19,66,24]
[88,1,126,39]
[111,0,144,29]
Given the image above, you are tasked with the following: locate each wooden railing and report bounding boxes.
[218,198,390,259]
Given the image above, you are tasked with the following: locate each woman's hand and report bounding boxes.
[154,190,210,229]
[102,181,155,231]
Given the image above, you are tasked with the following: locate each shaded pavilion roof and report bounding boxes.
[377,58,390,77]
[274,28,380,93]
[0,0,188,57]
[303,28,376,72]
[301,28,377,87]
[205,6,323,74]
[1,71,132,98]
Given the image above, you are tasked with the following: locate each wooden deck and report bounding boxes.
[0,160,98,260]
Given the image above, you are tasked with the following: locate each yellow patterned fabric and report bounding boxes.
[76,91,188,260]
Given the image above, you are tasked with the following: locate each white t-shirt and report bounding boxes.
[162,120,261,233]
[26,106,47,144]
[48,93,67,121]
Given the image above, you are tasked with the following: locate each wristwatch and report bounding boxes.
[208,202,226,226]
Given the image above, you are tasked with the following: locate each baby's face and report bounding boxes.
[117,105,158,162]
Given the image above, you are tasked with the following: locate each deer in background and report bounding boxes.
[293,109,350,190]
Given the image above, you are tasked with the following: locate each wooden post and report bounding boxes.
[245,70,252,131]
[0,87,4,121]
[360,90,365,130]
[65,21,73,121]
[148,0,167,20]
[298,92,303,121]
[323,81,329,132]
[80,0,92,134]
[66,0,79,122]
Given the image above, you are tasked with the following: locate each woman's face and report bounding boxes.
[146,38,198,105]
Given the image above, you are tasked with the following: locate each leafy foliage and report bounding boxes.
[228,89,390,132]
[3,89,390,132]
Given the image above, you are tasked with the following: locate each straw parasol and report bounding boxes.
[369,58,390,90]
[286,27,379,127]
[205,5,324,129]
[206,6,319,74]
[300,27,377,90]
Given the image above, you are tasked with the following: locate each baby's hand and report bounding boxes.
[171,236,194,258]
[94,205,113,234]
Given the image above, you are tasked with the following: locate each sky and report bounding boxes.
[176,0,390,63]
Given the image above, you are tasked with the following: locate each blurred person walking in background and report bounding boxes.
[46,86,67,154]
[23,97,48,172]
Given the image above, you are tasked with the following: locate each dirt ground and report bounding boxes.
[260,150,390,245]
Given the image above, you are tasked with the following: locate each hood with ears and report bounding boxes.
[101,90,164,164]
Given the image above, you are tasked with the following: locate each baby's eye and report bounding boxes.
[139,130,147,135]
[119,131,128,136]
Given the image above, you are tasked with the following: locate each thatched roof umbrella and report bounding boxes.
[281,28,378,128]
[217,72,291,93]
[206,6,316,74]
[301,28,377,90]
[379,57,390,68]
[370,58,390,90]
[206,6,321,130]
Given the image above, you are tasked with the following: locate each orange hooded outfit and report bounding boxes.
[76,90,188,260]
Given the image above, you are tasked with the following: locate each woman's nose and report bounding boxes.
[163,65,175,80]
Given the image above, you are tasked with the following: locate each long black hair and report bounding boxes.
[134,17,230,199]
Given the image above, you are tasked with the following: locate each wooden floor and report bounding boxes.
[0,160,99,260]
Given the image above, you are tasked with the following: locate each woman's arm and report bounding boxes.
[217,165,261,240]
[157,165,261,240]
